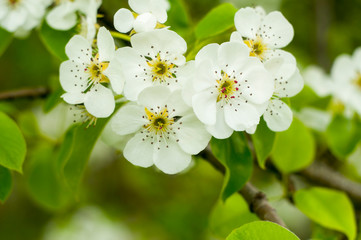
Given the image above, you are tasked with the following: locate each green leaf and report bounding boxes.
[210,132,253,202]
[271,118,315,173]
[294,187,356,240]
[209,194,258,238]
[226,221,300,240]
[43,87,64,113]
[26,143,71,210]
[195,3,237,40]
[0,166,12,203]
[0,28,12,57]
[326,114,361,159]
[39,21,75,61]
[167,0,191,36]
[251,119,275,169]
[18,111,40,138]
[0,112,26,173]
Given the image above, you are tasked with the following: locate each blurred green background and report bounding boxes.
[1,0,361,239]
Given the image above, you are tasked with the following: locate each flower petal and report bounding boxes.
[192,90,218,125]
[138,85,171,108]
[61,92,86,104]
[153,140,191,174]
[166,90,191,116]
[224,100,261,130]
[205,106,234,139]
[59,60,88,92]
[331,54,355,85]
[129,0,151,14]
[264,99,293,132]
[84,84,115,118]
[176,114,211,154]
[97,27,115,62]
[194,59,218,91]
[103,59,125,94]
[65,35,92,63]
[123,132,154,168]
[46,2,78,30]
[112,103,147,135]
[114,8,134,33]
[133,12,157,33]
[234,7,261,40]
[303,66,333,97]
[275,68,304,98]
[217,41,250,70]
[195,43,219,66]
[149,0,168,23]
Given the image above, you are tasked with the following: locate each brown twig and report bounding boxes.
[200,147,287,228]
[299,161,361,204]
[0,87,50,100]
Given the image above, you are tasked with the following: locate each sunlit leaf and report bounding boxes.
[210,132,253,202]
[271,118,315,173]
[195,3,237,40]
[0,166,12,203]
[251,119,275,169]
[0,112,26,173]
[226,221,300,240]
[294,187,356,240]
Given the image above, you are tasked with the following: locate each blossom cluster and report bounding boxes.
[55,1,304,174]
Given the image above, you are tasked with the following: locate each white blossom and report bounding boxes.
[0,0,51,33]
[46,0,101,31]
[262,53,304,131]
[60,27,124,118]
[190,42,274,139]
[112,86,211,174]
[113,29,187,101]
[231,6,294,62]
[114,0,170,33]
[303,65,334,97]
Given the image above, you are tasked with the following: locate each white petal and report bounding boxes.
[133,13,157,33]
[331,54,355,85]
[59,61,88,92]
[264,49,296,63]
[206,107,234,139]
[1,6,27,32]
[230,31,244,43]
[65,35,92,63]
[166,90,191,116]
[149,0,167,23]
[61,92,86,104]
[103,59,125,94]
[234,7,261,40]
[192,90,218,125]
[276,68,304,98]
[240,60,274,104]
[114,8,135,33]
[296,107,331,132]
[46,3,78,30]
[176,114,211,154]
[123,132,154,168]
[352,47,361,72]
[224,100,261,130]
[97,27,115,62]
[264,99,293,132]
[138,86,170,108]
[195,43,219,66]
[303,66,333,97]
[194,60,218,91]
[129,0,151,14]
[217,41,250,70]
[154,140,191,174]
[112,103,147,135]
[84,85,115,118]
[124,75,152,101]
[261,11,294,48]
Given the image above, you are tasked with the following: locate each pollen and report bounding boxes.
[216,72,239,102]
[85,53,109,86]
[352,72,361,89]
[244,38,268,61]
[144,107,174,134]
[146,53,176,83]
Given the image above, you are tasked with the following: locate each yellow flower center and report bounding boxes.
[216,71,239,102]
[244,38,267,61]
[146,53,176,83]
[8,0,21,5]
[85,53,109,86]
[352,72,361,90]
[144,107,174,134]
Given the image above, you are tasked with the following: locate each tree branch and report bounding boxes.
[200,147,287,228]
[298,161,361,204]
[0,87,50,100]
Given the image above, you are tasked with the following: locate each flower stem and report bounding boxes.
[110,31,131,41]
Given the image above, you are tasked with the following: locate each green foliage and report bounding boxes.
[326,114,361,159]
[0,28,12,57]
[167,0,191,37]
[271,118,315,173]
[18,111,40,138]
[43,87,64,113]
[0,166,12,203]
[195,3,237,40]
[294,187,356,240]
[251,119,275,169]
[210,132,253,202]
[226,221,300,240]
[39,22,75,61]
[209,194,258,238]
[0,112,26,173]
[26,143,72,210]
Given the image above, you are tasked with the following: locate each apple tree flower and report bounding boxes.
[60,27,124,119]
[112,86,211,174]
[114,0,170,34]
[190,42,274,139]
[262,53,304,131]
[113,28,187,101]
[0,0,51,33]
[46,0,101,31]
[231,6,294,62]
